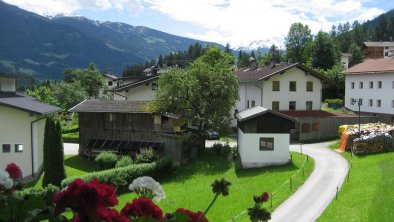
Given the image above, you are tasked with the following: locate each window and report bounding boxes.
[378,81,382,89]
[301,123,310,133]
[272,81,280,91]
[289,101,296,110]
[369,81,373,89]
[369,99,373,107]
[377,100,382,107]
[392,100,394,108]
[359,99,363,106]
[359,82,363,89]
[108,81,113,86]
[251,100,256,107]
[351,82,355,89]
[2,144,10,153]
[272,101,279,111]
[385,52,389,56]
[260,137,274,151]
[312,122,321,132]
[306,81,313,92]
[306,101,313,110]
[246,100,250,108]
[289,81,296,91]
[15,144,23,153]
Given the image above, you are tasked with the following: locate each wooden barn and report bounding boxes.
[69,100,185,164]
[236,106,296,168]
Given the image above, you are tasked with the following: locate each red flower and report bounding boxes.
[96,207,130,222]
[261,192,269,202]
[5,163,22,179]
[121,197,164,220]
[176,208,208,222]
[54,178,118,217]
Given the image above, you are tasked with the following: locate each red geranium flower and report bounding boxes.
[96,207,130,222]
[5,163,22,179]
[54,178,118,218]
[121,197,164,220]
[261,192,269,202]
[176,208,208,222]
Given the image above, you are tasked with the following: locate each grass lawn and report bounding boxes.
[318,141,394,222]
[116,150,314,221]
[29,150,314,221]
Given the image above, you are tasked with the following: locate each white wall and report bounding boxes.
[262,67,322,111]
[235,82,262,112]
[124,83,157,101]
[0,77,16,92]
[0,105,45,177]
[238,129,289,168]
[345,72,394,114]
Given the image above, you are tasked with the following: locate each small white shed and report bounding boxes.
[236,106,296,168]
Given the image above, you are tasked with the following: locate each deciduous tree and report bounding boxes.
[285,23,312,63]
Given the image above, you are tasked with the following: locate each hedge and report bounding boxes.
[61,157,172,188]
[324,99,344,108]
[17,184,60,205]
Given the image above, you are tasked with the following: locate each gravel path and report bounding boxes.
[270,142,348,222]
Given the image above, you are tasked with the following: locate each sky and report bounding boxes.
[3,0,394,48]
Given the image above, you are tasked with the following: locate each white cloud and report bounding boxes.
[145,0,385,47]
[3,0,144,16]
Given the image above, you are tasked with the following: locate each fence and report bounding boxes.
[229,144,310,221]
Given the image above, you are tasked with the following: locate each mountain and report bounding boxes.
[234,40,271,52]
[0,1,221,80]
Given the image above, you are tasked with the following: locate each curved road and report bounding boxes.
[270,142,348,222]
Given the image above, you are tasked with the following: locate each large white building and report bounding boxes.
[0,74,60,179]
[343,58,394,123]
[233,63,329,114]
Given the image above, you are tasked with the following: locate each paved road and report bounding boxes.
[270,142,348,222]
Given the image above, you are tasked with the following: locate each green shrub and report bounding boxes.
[95,151,118,169]
[17,184,59,205]
[61,157,172,188]
[212,143,223,155]
[324,99,344,108]
[135,147,158,164]
[115,155,134,168]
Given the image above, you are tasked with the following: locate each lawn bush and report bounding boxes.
[115,155,134,168]
[324,99,344,108]
[61,157,172,188]
[135,147,159,164]
[17,184,60,205]
[95,151,118,169]
[212,143,223,155]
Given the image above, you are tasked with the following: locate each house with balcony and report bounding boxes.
[343,58,394,123]
[0,74,60,179]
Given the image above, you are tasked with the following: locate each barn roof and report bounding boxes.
[68,100,149,113]
[0,92,60,115]
[341,58,394,74]
[108,76,159,92]
[236,106,296,122]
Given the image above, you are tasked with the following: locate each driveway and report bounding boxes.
[270,142,349,222]
[64,143,79,155]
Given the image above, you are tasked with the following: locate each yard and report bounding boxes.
[318,140,394,221]
[30,150,313,221]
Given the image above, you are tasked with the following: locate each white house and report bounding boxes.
[233,63,329,115]
[236,106,296,168]
[0,74,60,179]
[341,53,351,69]
[343,58,394,123]
[108,76,159,101]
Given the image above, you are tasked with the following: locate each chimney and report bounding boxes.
[249,57,257,70]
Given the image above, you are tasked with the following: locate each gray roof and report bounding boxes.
[236,106,296,122]
[68,100,150,113]
[0,93,60,115]
[363,42,394,47]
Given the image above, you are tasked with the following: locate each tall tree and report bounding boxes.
[312,31,341,70]
[285,23,312,63]
[348,43,363,67]
[43,117,66,187]
[376,14,388,41]
[149,47,239,150]
[225,43,232,54]
[351,21,364,47]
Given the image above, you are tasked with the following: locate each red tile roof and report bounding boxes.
[279,110,356,118]
[342,58,394,74]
